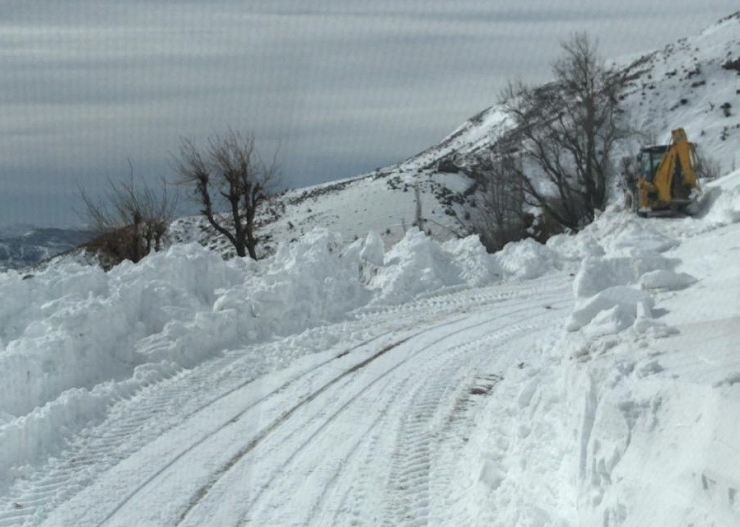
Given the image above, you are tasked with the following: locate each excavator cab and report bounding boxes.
[638,145,669,183]
[635,128,700,217]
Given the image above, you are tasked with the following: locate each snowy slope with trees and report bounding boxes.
[1,11,740,527]
[165,11,740,260]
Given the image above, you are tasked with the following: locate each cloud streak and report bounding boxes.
[0,0,737,226]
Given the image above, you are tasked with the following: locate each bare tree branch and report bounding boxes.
[465,145,530,252]
[499,33,631,231]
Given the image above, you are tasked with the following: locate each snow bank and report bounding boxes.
[604,220,678,254]
[572,250,675,299]
[1,227,556,484]
[546,229,605,260]
[441,235,503,287]
[547,172,740,521]
[0,245,243,418]
[211,229,370,345]
[639,269,697,291]
[369,229,472,305]
[368,230,562,305]
[700,169,740,226]
[494,237,560,279]
[561,212,692,336]
[566,286,654,333]
[455,173,740,525]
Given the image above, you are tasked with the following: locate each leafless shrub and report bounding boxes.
[78,169,175,268]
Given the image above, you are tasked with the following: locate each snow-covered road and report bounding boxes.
[2,276,571,527]
[3,171,740,526]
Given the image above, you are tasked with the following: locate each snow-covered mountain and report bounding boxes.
[618,11,740,162]
[0,226,94,272]
[171,12,740,258]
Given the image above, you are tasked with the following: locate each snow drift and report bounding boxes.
[442,167,740,526]
[0,227,563,489]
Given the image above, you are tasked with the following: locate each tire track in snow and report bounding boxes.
[219,321,517,526]
[379,323,549,527]
[329,306,563,527]
[178,314,491,525]
[2,328,405,527]
[174,326,446,526]
[178,295,570,526]
[299,309,563,527]
[10,279,570,527]
[308,326,529,527]
[91,330,415,527]
[353,276,566,319]
[2,278,563,526]
[254,369,408,527]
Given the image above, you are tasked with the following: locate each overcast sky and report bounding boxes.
[1,0,738,227]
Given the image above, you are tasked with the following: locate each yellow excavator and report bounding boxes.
[635,128,701,217]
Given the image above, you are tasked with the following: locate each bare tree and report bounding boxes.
[173,130,279,259]
[467,147,530,252]
[79,168,175,267]
[500,33,630,231]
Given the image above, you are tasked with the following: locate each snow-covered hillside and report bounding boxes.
[617,11,740,166]
[167,12,740,260]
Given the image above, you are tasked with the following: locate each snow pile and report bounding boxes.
[546,229,605,261]
[366,229,562,305]
[448,171,740,526]
[211,229,370,345]
[561,211,691,337]
[441,235,502,287]
[0,226,560,486]
[368,229,470,305]
[545,172,740,524]
[0,246,244,417]
[567,286,656,336]
[700,169,740,226]
[638,269,697,291]
[570,250,674,298]
[495,237,560,280]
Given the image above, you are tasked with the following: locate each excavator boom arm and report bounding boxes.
[636,127,700,214]
[651,128,697,203]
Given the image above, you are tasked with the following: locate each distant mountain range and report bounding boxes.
[0,226,95,271]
